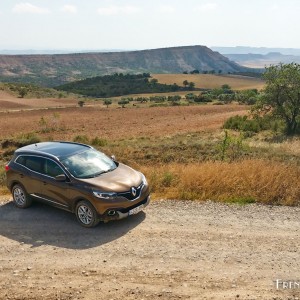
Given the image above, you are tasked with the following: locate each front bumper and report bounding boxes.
[99,194,150,222]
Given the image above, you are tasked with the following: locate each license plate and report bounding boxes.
[129,204,144,215]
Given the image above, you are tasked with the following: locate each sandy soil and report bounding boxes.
[0,198,299,300]
[0,105,248,140]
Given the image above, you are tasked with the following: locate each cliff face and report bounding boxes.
[0,45,247,86]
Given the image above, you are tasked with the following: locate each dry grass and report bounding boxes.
[142,160,300,206]
[248,136,300,157]
[152,74,265,91]
[0,105,248,140]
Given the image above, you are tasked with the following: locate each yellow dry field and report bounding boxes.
[0,90,78,111]
[152,74,265,91]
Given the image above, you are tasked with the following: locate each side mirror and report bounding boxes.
[111,155,116,161]
[55,174,67,182]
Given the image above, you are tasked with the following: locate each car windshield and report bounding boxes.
[61,149,116,178]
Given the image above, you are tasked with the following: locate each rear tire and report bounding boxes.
[12,184,32,208]
[75,200,99,228]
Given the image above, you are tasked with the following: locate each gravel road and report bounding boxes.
[0,198,299,300]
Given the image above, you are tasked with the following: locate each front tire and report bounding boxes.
[12,184,32,208]
[75,200,99,228]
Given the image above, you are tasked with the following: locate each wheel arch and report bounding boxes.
[72,197,96,213]
[9,180,24,192]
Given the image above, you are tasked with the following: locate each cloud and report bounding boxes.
[159,5,175,14]
[12,2,50,14]
[61,5,77,14]
[97,5,140,16]
[197,3,218,12]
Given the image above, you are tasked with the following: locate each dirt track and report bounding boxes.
[0,198,299,300]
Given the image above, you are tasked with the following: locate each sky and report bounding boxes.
[1,0,300,50]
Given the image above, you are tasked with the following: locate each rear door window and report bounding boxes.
[19,156,44,173]
[43,159,64,178]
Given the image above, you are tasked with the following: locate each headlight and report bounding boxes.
[93,190,117,199]
[141,173,148,185]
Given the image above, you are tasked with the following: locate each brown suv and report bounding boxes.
[5,142,150,227]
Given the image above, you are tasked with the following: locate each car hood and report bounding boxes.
[80,163,142,192]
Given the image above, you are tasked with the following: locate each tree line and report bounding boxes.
[56,73,197,98]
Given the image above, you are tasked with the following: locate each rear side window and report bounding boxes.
[16,155,43,173]
[25,156,43,173]
[15,156,26,166]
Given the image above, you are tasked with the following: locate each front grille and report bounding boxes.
[118,182,144,201]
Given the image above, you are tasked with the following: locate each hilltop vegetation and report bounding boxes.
[56,73,193,97]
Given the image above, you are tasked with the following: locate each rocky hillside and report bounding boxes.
[0,45,248,87]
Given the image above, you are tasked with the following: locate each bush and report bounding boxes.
[91,137,108,147]
[78,100,85,107]
[73,135,89,144]
[223,115,284,133]
[118,99,129,107]
[236,89,259,105]
[16,132,41,147]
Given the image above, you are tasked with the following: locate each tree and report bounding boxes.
[236,89,259,105]
[19,87,28,98]
[183,80,189,88]
[188,82,195,90]
[150,78,158,85]
[118,99,129,108]
[78,100,85,107]
[254,63,300,135]
[221,84,231,90]
[103,99,112,108]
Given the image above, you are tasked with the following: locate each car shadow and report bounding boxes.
[0,200,146,250]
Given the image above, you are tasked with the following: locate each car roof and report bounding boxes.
[15,142,92,159]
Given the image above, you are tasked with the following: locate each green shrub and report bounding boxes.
[73,135,89,144]
[223,115,284,133]
[16,132,41,146]
[91,137,108,147]
[161,172,175,187]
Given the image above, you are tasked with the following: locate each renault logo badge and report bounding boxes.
[131,187,137,197]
